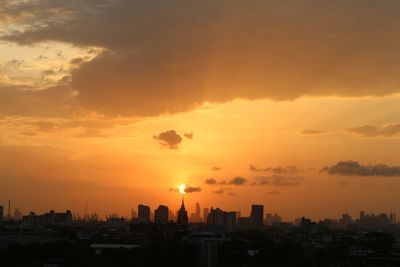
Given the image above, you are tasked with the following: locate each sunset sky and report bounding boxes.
[1,0,400,221]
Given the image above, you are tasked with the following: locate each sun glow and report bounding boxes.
[178,184,186,194]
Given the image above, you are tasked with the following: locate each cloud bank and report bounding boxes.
[347,124,400,137]
[321,161,400,177]
[3,0,400,116]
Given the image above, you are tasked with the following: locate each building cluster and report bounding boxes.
[1,197,399,233]
[22,210,73,225]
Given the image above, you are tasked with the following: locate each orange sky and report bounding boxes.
[1,0,400,221]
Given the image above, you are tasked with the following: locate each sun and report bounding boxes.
[178,184,186,194]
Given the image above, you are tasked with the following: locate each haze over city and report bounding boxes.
[1,0,400,221]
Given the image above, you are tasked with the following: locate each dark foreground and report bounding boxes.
[1,222,400,266]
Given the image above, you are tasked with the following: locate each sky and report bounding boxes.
[1,0,400,221]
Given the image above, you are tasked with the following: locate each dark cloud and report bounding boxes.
[347,124,400,137]
[153,130,182,149]
[321,160,400,177]
[205,178,217,185]
[185,186,202,193]
[0,85,74,117]
[3,1,400,116]
[255,175,303,186]
[211,166,222,171]
[183,132,194,139]
[250,164,298,174]
[228,176,247,185]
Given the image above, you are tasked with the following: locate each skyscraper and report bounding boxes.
[138,204,150,223]
[177,198,188,225]
[0,205,3,225]
[251,204,264,227]
[203,208,209,223]
[196,202,201,221]
[154,205,169,224]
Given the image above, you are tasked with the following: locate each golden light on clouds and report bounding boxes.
[0,0,400,220]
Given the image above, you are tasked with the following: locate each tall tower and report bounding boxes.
[250,204,264,227]
[138,204,150,223]
[7,200,11,220]
[177,190,188,225]
[196,202,200,221]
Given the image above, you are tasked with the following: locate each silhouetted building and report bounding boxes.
[300,217,319,237]
[237,217,253,229]
[14,208,22,221]
[106,214,125,227]
[154,205,169,224]
[207,208,224,226]
[177,198,188,225]
[265,213,282,226]
[225,211,237,230]
[338,213,353,229]
[0,205,3,225]
[169,210,175,222]
[207,208,237,230]
[251,204,264,227]
[138,205,150,223]
[6,200,11,220]
[196,202,201,222]
[203,208,209,223]
[22,210,72,225]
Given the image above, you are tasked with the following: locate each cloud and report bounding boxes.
[185,186,202,193]
[169,185,201,193]
[266,190,280,195]
[301,130,325,135]
[250,164,298,174]
[255,175,303,186]
[153,130,182,149]
[183,132,194,139]
[211,166,222,171]
[212,188,225,194]
[347,124,400,137]
[212,188,232,195]
[321,160,400,177]
[4,1,400,116]
[205,178,217,185]
[228,176,247,185]
[0,85,75,117]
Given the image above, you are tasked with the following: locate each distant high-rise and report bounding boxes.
[177,198,188,225]
[0,205,3,225]
[203,208,209,223]
[154,205,169,224]
[196,202,201,221]
[251,204,264,227]
[138,205,150,223]
[14,208,22,221]
[7,200,11,220]
[207,207,237,230]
